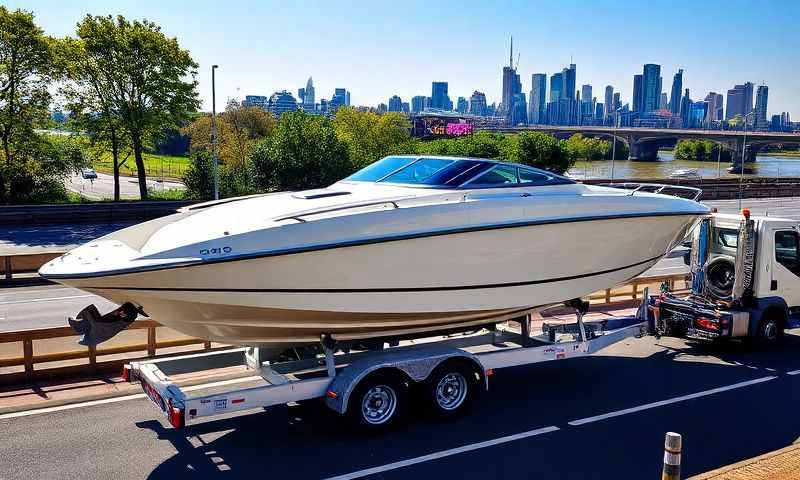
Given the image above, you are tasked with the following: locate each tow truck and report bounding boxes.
[649,209,800,343]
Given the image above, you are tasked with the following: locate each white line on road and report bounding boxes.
[0,376,261,420]
[0,287,71,298]
[323,426,561,480]
[0,294,92,306]
[568,376,776,426]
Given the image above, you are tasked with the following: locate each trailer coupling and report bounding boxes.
[68,302,142,346]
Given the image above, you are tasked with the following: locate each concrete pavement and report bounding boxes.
[2,333,799,479]
[68,172,185,200]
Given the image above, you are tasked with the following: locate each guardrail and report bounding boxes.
[0,272,690,385]
[1,252,64,280]
[0,200,194,226]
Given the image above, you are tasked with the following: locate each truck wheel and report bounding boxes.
[347,372,407,432]
[757,314,785,345]
[424,363,479,419]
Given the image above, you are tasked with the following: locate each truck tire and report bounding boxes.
[423,362,479,420]
[347,371,407,432]
[756,312,785,345]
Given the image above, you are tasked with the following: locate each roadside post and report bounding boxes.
[662,432,682,480]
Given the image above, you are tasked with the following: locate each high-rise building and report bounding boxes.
[456,96,468,114]
[430,81,452,110]
[345,91,351,107]
[500,37,522,122]
[595,102,604,122]
[659,92,668,110]
[331,88,348,111]
[613,92,621,111]
[563,64,576,101]
[632,74,643,113]
[388,95,403,112]
[680,89,692,127]
[243,95,268,109]
[303,77,315,107]
[580,84,592,116]
[267,90,298,117]
[704,92,724,123]
[528,74,546,124]
[689,101,708,128]
[411,95,427,113]
[669,69,683,115]
[725,82,754,120]
[401,102,410,114]
[511,92,527,125]
[549,73,563,102]
[642,64,662,112]
[376,103,387,114]
[754,85,769,130]
[469,91,487,116]
[603,85,614,122]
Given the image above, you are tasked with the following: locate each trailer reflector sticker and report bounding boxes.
[231,398,245,404]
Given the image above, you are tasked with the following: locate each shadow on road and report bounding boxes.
[137,336,800,479]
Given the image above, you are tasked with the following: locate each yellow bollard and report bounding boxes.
[662,432,682,480]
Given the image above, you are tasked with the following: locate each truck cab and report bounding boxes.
[650,210,800,343]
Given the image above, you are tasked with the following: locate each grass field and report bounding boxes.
[92,151,190,179]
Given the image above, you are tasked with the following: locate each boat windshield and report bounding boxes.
[343,156,574,188]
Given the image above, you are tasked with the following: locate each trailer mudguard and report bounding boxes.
[325,345,483,414]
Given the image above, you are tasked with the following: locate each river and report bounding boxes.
[567,152,800,180]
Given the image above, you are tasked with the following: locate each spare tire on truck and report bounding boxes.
[705,255,736,299]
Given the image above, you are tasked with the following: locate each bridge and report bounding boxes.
[486,125,800,162]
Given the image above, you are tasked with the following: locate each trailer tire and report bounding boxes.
[756,311,785,345]
[347,371,407,432]
[423,362,479,420]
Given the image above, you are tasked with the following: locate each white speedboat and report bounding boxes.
[40,156,708,349]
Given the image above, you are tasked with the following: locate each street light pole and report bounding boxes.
[211,64,219,200]
[738,111,752,210]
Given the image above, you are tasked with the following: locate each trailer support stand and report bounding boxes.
[321,334,336,378]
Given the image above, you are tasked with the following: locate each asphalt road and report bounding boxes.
[68,172,185,200]
[2,334,800,479]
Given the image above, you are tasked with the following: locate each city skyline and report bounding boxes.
[13,0,800,118]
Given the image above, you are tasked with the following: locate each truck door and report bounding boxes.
[771,229,800,307]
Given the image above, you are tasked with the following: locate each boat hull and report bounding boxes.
[64,214,696,347]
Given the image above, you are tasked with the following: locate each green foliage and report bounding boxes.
[503,131,573,174]
[416,131,506,159]
[6,134,90,204]
[674,139,732,162]
[250,111,351,191]
[332,107,414,169]
[183,151,215,200]
[146,187,187,201]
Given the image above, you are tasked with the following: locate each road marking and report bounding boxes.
[787,369,800,376]
[568,376,777,426]
[0,287,71,298]
[323,425,560,480]
[0,294,92,306]
[0,376,261,420]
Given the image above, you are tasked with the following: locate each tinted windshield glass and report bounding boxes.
[715,228,738,248]
[380,158,454,184]
[345,156,416,182]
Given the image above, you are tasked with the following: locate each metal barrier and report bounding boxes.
[0,272,689,385]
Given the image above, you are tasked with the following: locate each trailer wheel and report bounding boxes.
[757,312,785,345]
[347,372,407,432]
[424,362,479,419]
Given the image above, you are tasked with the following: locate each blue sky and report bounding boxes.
[10,0,800,117]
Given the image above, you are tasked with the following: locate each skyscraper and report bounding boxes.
[754,85,769,130]
[603,85,614,122]
[549,73,563,102]
[456,96,468,114]
[563,64,576,101]
[500,37,522,123]
[613,92,621,111]
[303,77,315,107]
[511,92,527,125]
[388,95,403,112]
[331,88,348,111]
[267,90,298,117]
[243,95,267,109]
[680,89,692,127]
[642,64,662,112]
[669,69,683,115]
[411,95,427,113]
[704,92,724,123]
[528,74,546,124]
[430,81,452,110]
[469,91,487,116]
[725,82,754,120]
[632,74,643,113]
[659,92,668,110]
[580,84,592,116]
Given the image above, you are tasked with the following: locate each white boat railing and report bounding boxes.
[596,183,703,201]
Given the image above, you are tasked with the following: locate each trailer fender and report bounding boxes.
[747,297,789,337]
[325,346,484,414]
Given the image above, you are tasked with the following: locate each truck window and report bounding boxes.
[715,228,738,248]
[775,231,800,277]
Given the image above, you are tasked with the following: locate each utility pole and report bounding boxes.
[738,111,753,210]
[211,64,219,200]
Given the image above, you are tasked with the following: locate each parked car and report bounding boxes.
[81,168,98,179]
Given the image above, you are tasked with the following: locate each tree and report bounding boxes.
[332,107,413,169]
[250,110,351,191]
[182,101,275,166]
[503,131,572,174]
[60,37,131,200]
[0,7,58,203]
[75,15,200,200]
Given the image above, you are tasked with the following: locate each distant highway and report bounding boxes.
[67,172,184,200]
[2,196,799,333]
